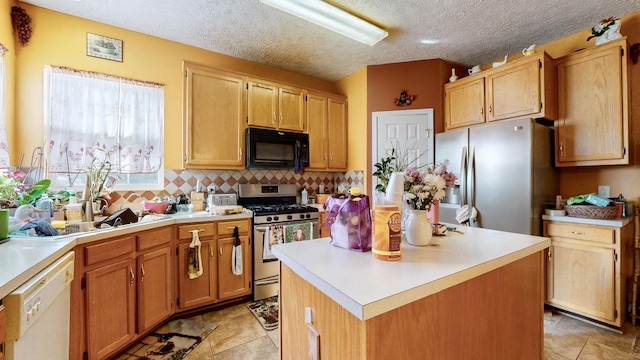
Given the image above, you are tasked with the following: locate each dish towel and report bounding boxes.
[188,230,203,279]
[263,225,283,261]
[455,204,478,225]
[283,222,313,243]
[231,226,243,275]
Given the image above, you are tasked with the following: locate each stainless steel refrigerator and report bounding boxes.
[436,118,557,236]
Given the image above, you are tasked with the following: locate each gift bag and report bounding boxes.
[323,193,372,252]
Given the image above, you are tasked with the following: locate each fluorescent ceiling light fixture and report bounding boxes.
[260,0,388,46]
[420,39,440,45]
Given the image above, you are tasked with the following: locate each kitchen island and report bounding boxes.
[272,226,550,360]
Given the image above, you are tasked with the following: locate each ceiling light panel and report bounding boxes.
[260,0,388,46]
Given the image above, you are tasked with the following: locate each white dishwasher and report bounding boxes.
[3,251,75,360]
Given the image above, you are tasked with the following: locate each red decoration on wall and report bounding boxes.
[393,90,416,106]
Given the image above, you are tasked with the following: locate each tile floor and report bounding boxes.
[120,302,640,359]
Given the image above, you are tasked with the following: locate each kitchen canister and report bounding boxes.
[372,205,402,261]
[0,208,9,239]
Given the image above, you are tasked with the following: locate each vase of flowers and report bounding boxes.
[403,161,457,246]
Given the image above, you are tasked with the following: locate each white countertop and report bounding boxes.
[542,214,633,227]
[0,210,252,299]
[272,226,550,321]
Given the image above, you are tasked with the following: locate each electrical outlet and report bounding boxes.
[598,185,610,198]
[207,185,216,193]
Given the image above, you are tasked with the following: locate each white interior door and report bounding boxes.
[372,109,434,201]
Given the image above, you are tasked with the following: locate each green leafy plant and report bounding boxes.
[0,170,51,208]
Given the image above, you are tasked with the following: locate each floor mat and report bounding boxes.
[116,319,217,359]
[248,295,279,331]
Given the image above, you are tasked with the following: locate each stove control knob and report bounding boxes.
[266,216,272,222]
[287,215,293,220]
[299,214,305,219]
[273,216,279,221]
[305,214,311,219]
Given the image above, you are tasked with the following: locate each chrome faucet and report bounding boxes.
[119,193,142,210]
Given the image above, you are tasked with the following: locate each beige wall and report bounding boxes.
[6,4,339,170]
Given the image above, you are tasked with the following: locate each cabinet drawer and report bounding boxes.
[217,219,250,236]
[85,236,135,266]
[546,223,615,244]
[137,226,173,251]
[178,223,215,239]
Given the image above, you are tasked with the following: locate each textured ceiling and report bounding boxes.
[20,0,640,82]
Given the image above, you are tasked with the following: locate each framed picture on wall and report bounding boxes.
[86,33,123,62]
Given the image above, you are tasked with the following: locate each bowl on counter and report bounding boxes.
[176,204,194,213]
[316,193,332,204]
[142,200,170,214]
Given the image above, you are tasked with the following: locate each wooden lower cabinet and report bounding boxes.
[318,212,330,238]
[0,304,7,360]
[544,220,633,329]
[177,219,252,310]
[73,226,174,360]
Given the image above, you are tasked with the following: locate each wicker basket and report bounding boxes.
[563,204,617,219]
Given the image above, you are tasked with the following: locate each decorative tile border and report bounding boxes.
[108,169,364,209]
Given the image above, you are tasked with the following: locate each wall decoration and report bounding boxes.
[87,33,123,62]
[393,90,416,106]
[11,6,32,47]
[587,17,622,46]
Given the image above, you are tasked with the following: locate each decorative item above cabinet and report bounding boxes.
[554,38,629,167]
[444,52,556,130]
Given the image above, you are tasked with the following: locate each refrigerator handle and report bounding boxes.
[469,146,476,226]
[460,146,468,207]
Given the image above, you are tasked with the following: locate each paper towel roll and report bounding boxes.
[0,209,9,239]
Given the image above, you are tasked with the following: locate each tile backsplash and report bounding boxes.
[109,169,364,209]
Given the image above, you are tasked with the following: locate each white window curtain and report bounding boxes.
[0,43,10,168]
[45,66,163,174]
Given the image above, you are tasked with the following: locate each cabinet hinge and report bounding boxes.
[614,309,618,319]
[624,147,627,155]
[183,154,187,162]
[246,116,249,123]
[614,252,618,262]
[81,277,86,289]
[539,61,542,69]
[246,83,249,90]
[540,102,543,110]
[176,247,179,256]
[177,297,180,307]
[621,48,624,57]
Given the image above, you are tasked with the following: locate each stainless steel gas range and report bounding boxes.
[238,184,319,301]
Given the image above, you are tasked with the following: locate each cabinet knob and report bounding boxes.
[129,267,135,286]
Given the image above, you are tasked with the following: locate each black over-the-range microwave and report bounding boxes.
[245,127,310,169]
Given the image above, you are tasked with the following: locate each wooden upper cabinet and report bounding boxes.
[485,53,556,121]
[327,96,348,170]
[247,79,306,132]
[444,77,485,130]
[183,62,246,169]
[555,38,629,167]
[444,52,556,130]
[306,92,328,169]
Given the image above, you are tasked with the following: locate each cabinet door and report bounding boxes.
[137,247,172,333]
[327,96,348,171]
[247,80,278,128]
[218,235,252,299]
[177,239,218,309]
[279,86,306,132]
[319,212,330,238]
[444,78,485,130]
[184,64,245,168]
[547,241,616,322]
[85,258,136,360]
[555,40,628,166]
[486,59,540,121]
[306,92,328,170]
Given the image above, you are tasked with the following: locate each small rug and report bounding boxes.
[117,319,217,359]
[248,295,279,331]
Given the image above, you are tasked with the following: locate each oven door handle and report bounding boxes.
[255,227,268,233]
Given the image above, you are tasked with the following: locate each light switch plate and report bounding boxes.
[598,185,610,198]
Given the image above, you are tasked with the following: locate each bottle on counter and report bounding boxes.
[301,187,308,205]
[36,193,55,223]
[65,193,83,223]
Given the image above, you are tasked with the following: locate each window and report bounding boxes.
[0,43,9,169]
[43,66,164,191]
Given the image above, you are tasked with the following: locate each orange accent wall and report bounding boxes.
[7,4,339,170]
[363,59,465,195]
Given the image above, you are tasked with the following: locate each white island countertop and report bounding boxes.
[272,225,550,321]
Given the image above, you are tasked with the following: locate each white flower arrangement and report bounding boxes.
[403,160,457,211]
